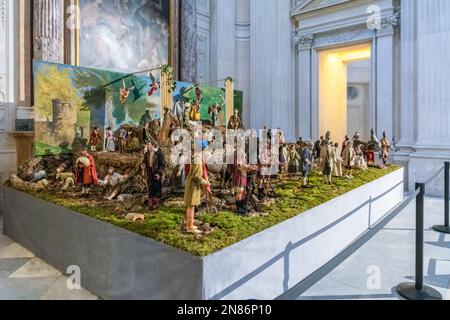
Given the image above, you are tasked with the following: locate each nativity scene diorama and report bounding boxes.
[6,61,399,255]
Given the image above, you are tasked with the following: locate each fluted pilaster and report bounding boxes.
[33,0,64,63]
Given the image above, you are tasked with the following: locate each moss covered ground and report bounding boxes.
[15,166,400,257]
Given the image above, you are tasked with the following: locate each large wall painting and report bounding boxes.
[78,0,170,73]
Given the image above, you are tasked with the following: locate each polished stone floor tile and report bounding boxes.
[0,277,58,300]
[8,257,62,279]
[0,236,14,250]
[0,243,35,259]
[0,258,30,279]
[299,198,450,300]
[40,276,98,300]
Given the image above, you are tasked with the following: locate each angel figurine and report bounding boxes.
[120,79,131,105]
[147,72,160,97]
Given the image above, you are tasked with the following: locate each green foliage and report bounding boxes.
[34,64,82,120]
[25,166,401,257]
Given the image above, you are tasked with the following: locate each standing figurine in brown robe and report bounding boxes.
[380,131,391,165]
[341,135,350,156]
[89,127,100,152]
[227,109,244,130]
[118,126,128,153]
[319,141,333,184]
[184,154,211,234]
[342,141,357,178]
[141,142,166,210]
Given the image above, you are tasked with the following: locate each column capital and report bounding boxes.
[377,12,401,38]
[294,32,314,51]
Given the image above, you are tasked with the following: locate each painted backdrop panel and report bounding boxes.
[33,62,243,156]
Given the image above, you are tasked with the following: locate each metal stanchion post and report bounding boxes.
[433,162,450,234]
[397,183,442,300]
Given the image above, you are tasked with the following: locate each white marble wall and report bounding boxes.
[415,0,450,147]
[0,0,17,184]
[210,0,235,82]
[250,0,295,140]
[398,0,450,194]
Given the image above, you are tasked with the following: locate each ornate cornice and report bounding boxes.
[313,25,374,48]
[291,0,351,17]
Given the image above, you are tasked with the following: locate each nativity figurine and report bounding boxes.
[380,131,391,165]
[118,126,128,153]
[75,149,99,197]
[105,127,116,152]
[227,109,244,130]
[99,167,127,196]
[287,144,300,177]
[319,141,333,184]
[208,104,221,128]
[189,102,201,122]
[342,141,356,178]
[172,100,184,125]
[331,143,343,177]
[142,141,166,210]
[301,142,314,188]
[56,172,75,191]
[184,154,211,234]
[89,127,101,152]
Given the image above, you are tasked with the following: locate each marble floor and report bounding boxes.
[0,214,97,300]
[298,198,450,300]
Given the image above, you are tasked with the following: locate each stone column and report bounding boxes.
[0,0,17,213]
[399,1,415,147]
[295,33,314,141]
[195,0,211,84]
[210,0,235,82]
[405,0,450,195]
[250,0,294,140]
[180,0,198,83]
[33,0,64,63]
[375,13,399,139]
